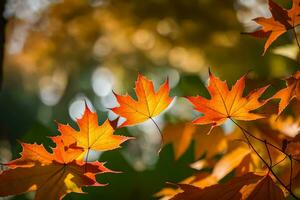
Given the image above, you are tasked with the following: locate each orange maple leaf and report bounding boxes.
[57,104,131,154]
[273,71,300,115]
[0,137,111,200]
[247,0,300,54]
[163,122,227,160]
[155,173,217,200]
[186,71,269,132]
[171,173,284,200]
[268,114,300,137]
[6,137,84,168]
[156,143,256,200]
[111,73,173,127]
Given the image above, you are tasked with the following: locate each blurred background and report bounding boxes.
[0,0,300,199]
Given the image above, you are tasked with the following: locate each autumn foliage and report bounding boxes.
[2,0,300,200]
[0,106,131,199]
[246,0,300,54]
[111,74,173,127]
[186,71,269,132]
[157,71,300,199]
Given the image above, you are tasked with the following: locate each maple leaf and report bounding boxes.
[275,136,300,189]
[6,137,83,168]
[0,137,112,200]
[240,174,285,200]
[273,71,300,115]
[111,73,173,127]
[156,143,252,200]
[57,104,131,154]
[268,114,300,137]
[282,134,300,184]
[188,144,253,191]
[246,0,300,54]
[235,153,260,176]
[163,122,227,160]
[286,134,300,155]
[155,173,217,200]
[210,143,252,180]
[171,173,285,200]
[186,71,269,132]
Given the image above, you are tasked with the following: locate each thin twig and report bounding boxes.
[230,119,300,200]
[149,117,164,153]
[232,121,298,163]
[292,27,300,65]
[292,27,300,50]
[272,155,287,168]
[264,140,272,167]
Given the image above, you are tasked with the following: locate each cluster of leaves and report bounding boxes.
[157,70,300,199]
[156,0,300,199]
[0,105,131,199]
[1,0,300,200]
[0,74,173,199]
[246,0,300,54]
[2,67,300,199]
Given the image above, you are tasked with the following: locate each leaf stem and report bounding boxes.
[230,119,300,200]
[264,140,272,167]
[231,120,298,163]
[149,117,164,153]
[292,27,300,51]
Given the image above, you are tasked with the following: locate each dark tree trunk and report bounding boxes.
[0,1,6,89]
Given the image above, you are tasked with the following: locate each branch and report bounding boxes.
[149,117,164,153]
[231,120,298,163]
[292,27,300,51]
[272,155,287,168]
[230,119,300,200]
[264,140,272,167]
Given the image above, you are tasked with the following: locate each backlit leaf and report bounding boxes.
[111,73,173,127]
[186,71,269,132]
